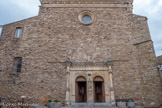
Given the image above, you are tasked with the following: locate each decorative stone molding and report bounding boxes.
[66,70,70,74]
[69,62,108,66]
[65,59,113,67]
[110,87,114,91]
[65,58,115,105]
[66,87,70,91]
[109,70,113,73]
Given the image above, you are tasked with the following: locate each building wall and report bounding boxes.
[0,5,161,106]
[0,17,67,105]
[158,65,162,77]
[131,15,162,105]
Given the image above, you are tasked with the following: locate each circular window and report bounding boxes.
[82,15,92,24]
[79,11,94,25]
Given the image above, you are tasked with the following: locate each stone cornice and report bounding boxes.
[40,0,133,4]
[133,40,152,46]
[41,3,132,8]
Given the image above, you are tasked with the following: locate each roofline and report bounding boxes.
[2,16,38,26]
[157,55,162,58]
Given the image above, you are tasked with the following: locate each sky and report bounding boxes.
[0,0,161,56]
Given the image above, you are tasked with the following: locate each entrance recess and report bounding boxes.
[94,76,105,103]
[76,76,87,103]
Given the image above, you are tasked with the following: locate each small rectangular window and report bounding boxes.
[15,27,22,38]
[13,57,22,73]
[0,26,2,39]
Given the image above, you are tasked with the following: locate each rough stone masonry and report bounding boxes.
[0,0,161,107]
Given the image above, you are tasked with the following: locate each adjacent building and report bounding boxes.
[157,55,162,77]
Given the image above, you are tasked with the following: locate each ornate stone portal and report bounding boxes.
[65,60,115,106]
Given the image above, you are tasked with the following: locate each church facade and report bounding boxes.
[0,0,161,107]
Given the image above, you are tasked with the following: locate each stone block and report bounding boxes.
[127,102,135,108]
[48,102,62,108]
[117,102,127,108]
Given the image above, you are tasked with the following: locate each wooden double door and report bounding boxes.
[75,76,105,103]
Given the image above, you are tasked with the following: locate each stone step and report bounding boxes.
[61,107,118,108]
[30,104,150,108]
[62,107,117,108]
[70,103,117,108]
[30,106,47,108]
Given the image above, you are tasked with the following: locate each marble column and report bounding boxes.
[109,66,116,105]
[65,66,70,106]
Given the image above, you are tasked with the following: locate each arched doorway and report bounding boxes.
[93,76,105,103]
[75,76,87,103]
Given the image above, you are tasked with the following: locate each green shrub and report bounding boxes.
[48,99,52,102]
[54,99,60,103]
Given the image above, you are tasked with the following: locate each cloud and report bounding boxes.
[0,0,40,25]
[149,0,162,19]
[8,0,40,15]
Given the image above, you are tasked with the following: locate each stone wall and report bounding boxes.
[131,15,162,105]
[0,5,161,107]
[0,17,67,105]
